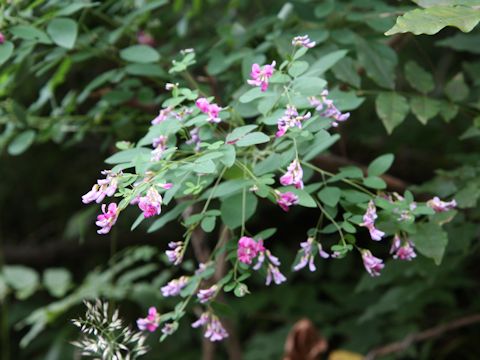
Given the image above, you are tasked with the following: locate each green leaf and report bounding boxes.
[445,73,469,102]
[288,61,309,77]
[148,202,191,233]
[225,125,258,143]
[375,93,409,134]
[363,176,387,189]
[43,268,72,298]
[437,33,480,54]
[318,186,341,207]
[4,265,39,299]
[292,77,327,96]
[120,45,160,63]
[220,144,236,167]
[221,192,258,229]
[302,131,339,161]
[367,154,394,176]
[201,216,216,232]
[239,87,269,103]
[47,18,78,49]
[0,42,14,66]
[332,57,361,88]
[9,25,51,44]
[410,96,440,124]
[125,63,167,78]
[439,101,459,122]
[386,5,480,36]
[306,49,348,76]
[413,0,480,7]
[412,222,448,265]
[356,37,397,89]
[404,61,435,93]
[235,132,270,147]
[8,130,36,155]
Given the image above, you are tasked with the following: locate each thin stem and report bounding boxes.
[315,200,345,245]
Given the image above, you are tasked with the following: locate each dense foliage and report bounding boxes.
[1,0,480,359]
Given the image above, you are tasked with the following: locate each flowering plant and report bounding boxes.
[81,36,456,344]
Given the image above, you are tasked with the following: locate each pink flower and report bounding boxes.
[361,250,384,277]
[137,31,155,46]
[309,90,350,127]
[197,285,217,303]
[237,237,265,265]
[293,237,329,272]
[292,35,315,48]
[427,196,457,212]
[82,170,119,204]
[192,312,229,342]
[137,307,160,332]
[0,32,5,44]
[251,242,287,286]
[195,98,222,123]
[266,263,287,286]
[186,127,201,152]
[95,203,119,234]
[390,235,416,261]
[280,159,304,189]
[152,107,173,125]
[161,276,189,297]
[138,187,163,218]
[247,61,276,92]
[276,191,299,212]
[360,200,385,241]
[166,241,184,265]
[276,105,311,138]
[159,182,173,189]
[151,135,168,162]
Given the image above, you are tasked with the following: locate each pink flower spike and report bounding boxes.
[166,241,184,265]
[237,236,264,265]
[276,191,299,212]
[152,107,173,125]
[390,234,416,261]
[82,170,119,204]
[361,250,384,277]
[247,61,276,92]
[0,32,5,44]
[280,159,304,189]
[138,187,163,218]
[195,98,222,123]
[95,203,119,234]
[360,200,385,241]
[137,306,160,332]
[161,276,189,297]
[197,285,218,303]
[276,105,310,138]
[427,196,457,212]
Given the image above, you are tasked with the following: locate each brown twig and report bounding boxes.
[364,313,480,360]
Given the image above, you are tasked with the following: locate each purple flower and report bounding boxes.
[427,197,457,212]
[247,61,276,92]
[309,90,350,127]
[266,263,287,286]
[237,236,265,265]
[280,159,304,189]
[186,127,201,152]
[152,107,173,125]
[196,98,222,123]
[0,32,5,44]
[95,203,119,234]
[292,35,316,48]
[293,237,329,272]
[390,235,416,261]
[137,31,155,46]
[151,135,168,161]
[276,105,311,138]
[360,200,385,241]
[192,313,229,342]
[161,276,189,297]
[166,241,184,265]
[138,187,163,218]
[197,285,218,303]
[276,191,299,212]
[137,307,160,332]
[82,170,119,204]
[361,250,384,277]
[251,242,287,286]
[161,322,176,336]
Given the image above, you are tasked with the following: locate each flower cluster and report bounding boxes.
[309,90,350,127]
[165,241,184,265]
[161,276,189,297]
[196,98,222,123]
[247,61,276,92]
[137,307,161,332]
[96,203,119,234]
[82,170,119,204]
[360,200,385,241]
[293,237,329,272]
[361,250,385,277]
[191,312,229,342]
[197,284,218,303]
[390,234,416,261]
[280,159,304,189]
[427,196,457,212]
[237,236,265,265]
[151,135,168,161]
[276,105,311,138]
[292,35,316,48]
[276,191,299,212]
[138,187,163,218]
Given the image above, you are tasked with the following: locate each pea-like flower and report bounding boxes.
[309,90,350,127]
[152,106,173,125]
[237,236,265,265]
[151,135,168,162]
[427,196,457,212]
[390,235,416,261]
[276,191,299,212]
[192,312,229,342]
[82,170,119,204]
[165,241,184,265]
[292,35,316,48]
[95,203,119,234]
[280,159,304,189]
[293,237,329,272]
[161,276,189,297]
[196,98,222,123]
[137,307,160,332]
[360,200,385,241]
[186,127,201,152]
[361,250,384,277]
[138,187,163,218]
[276,105,311,138]
[247,61,276,92]
[197,285,218,303]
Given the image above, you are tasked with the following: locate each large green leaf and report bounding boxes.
[367,154,395,176]
[386,5,480,35]
[221,192,258,229]
[412,222,448,265]
[47,18,78,49]
[413,0,480,7]
[0,42,14,66]
[437,33,480,54]
[356,38,397,89]
[120,45,160,63]
[404,61,434,94]
[375,92,409,134]
[8,130,36,155]
[410,96,440,124]
[305,49,348,76]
